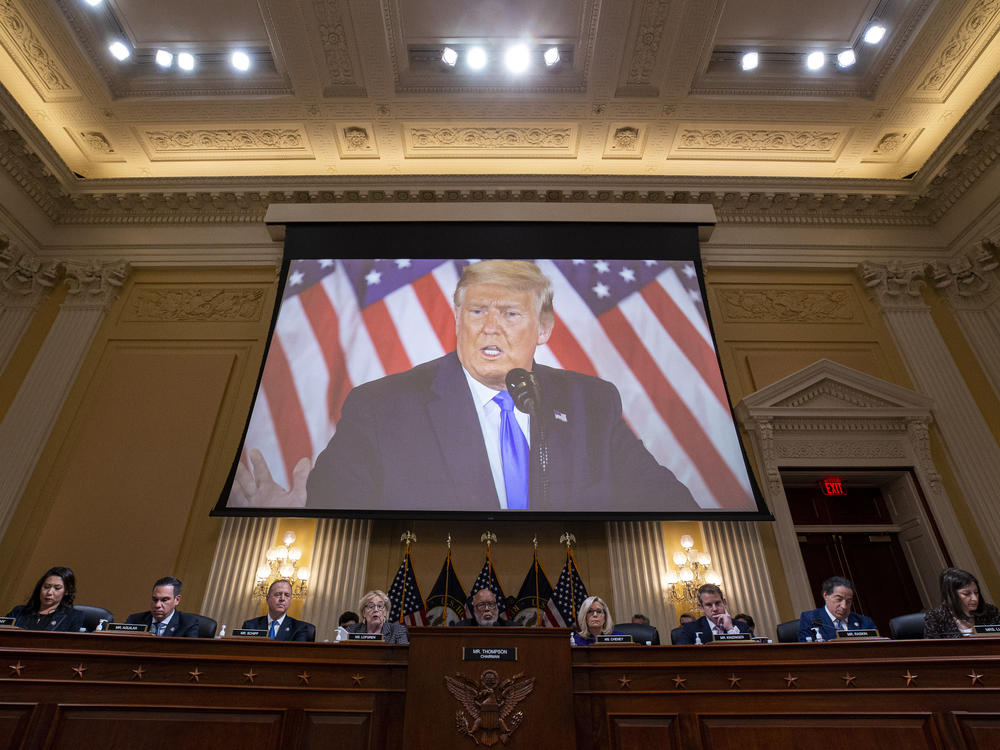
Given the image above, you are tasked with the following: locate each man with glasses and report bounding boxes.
[241,579,315,641]
[455,589,519,626]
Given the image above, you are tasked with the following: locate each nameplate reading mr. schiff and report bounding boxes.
[713,632,752,642]
[104,622,149,633]
[974,624,1000,635]
[231,628,267,638]
[463,647,517,661]
[835,628,879,639]
[347,632,384,641]
[596,634,633,644]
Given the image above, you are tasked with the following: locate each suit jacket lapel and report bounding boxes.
[427,354,499,507]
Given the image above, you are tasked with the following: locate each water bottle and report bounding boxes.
[216,624,226,639]
[694,631,703,645]
[813,627,823,642]
[96,619,107,632]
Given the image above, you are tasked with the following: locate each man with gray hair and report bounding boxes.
[300,259,696,512]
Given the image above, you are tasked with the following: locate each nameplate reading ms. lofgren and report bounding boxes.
[347,632,384,641]
[835,628,879,639]
[104,622,149,633]
[232,628,267,638]
[463,647,517,661]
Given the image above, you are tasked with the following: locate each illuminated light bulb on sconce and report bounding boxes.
[680,535,694,549]
[288,547,302,562]
[663,570,679,585]
[698,552,711,566]
[297,568,310,581]
[279,562,295,578]
[253,530,310,600]
[282,530,296,545]
[256,564,270,581]
[705,570,723,586]
[673,551,688,566]
[679,567,694,582]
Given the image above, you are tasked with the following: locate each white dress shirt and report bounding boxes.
[463,368,531,510]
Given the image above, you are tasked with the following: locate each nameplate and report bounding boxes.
[231,628,268,638]
[711,632,752,642]
[596,634,633,644]
[104,622,149,633]
[347,632,384,641]
[974,624,1000,635]
[0,617,16,627]
[463,647,517,661]
[835,628,879,639]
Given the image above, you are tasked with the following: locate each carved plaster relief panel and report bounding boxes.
[670,125,848,161]
[125,287,267,323]
[0,0,78,102]
[402,123,579,158]
[602,124,647,159]
[910,0,1000,103]
[862,128,923,163]
[65,128,126,163]
[135,125,315,161]
[716,288,860,324]
[334,123,378,159]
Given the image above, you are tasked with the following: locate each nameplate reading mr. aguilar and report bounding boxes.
[347,632,384,641]
[835,628,879,639]
[232,628,267,638]
[463,647,517,661]
[104,622,148,633]
[974,624,1000,635]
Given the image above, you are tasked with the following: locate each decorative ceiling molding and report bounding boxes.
[911,0,1000,103]
[0,0,77,101]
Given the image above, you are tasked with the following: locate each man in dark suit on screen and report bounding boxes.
[242,579,314,641]
[126,576,200,637]
[674,584,751,644]
[302,259,697,512]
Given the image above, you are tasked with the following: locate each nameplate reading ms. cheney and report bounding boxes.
[463,647,517,661]
[596,634,633,644]
[0,617,16,627]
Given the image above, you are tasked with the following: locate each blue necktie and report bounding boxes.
[269,620,278,639]
[493,391,529,510]
[154,621,164,636]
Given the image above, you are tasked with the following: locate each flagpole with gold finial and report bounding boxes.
[399,531,416,624]
[481,530,498,601]
[560,532,577,625]
[443,533,452,626]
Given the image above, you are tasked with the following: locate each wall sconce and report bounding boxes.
[254,530,310,599]
[662,534,722,611]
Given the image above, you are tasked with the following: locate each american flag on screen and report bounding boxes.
[388,550,427,627]
[232,258,752,510]
[545,550,589,628]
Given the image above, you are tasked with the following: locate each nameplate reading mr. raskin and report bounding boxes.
[0,617,16,627]
[347,632,384,641]
[975,624,1000,635]
[714,632,752,642]
[104,622,148,633]
[835,628,879,639]
[463,647,517,661]
[596,634,633,644]
[232,628,267,638]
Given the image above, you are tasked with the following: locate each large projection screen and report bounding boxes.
[215,213,768,520]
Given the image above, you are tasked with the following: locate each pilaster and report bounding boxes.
[0,241,61,372]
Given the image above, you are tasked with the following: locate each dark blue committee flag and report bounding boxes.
[425,550,467,626]
[511,551,556,626]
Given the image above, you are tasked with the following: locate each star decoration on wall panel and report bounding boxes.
[243,668,257,684]
[783,673,798,688]
[297,671,311,685]
[188,667,202,682]
[131,665,145,680]
[728,674,742,688]
[672,674,687,689]
[968,669,984,686]
[72,664,87,679]
[841,673,856,687]
[8,661,24,677]
[617,675,632,689]
[351,673,365,687]
[902,670,918,686]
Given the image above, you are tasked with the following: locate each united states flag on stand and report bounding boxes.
[510,551,556,627]
[546,550,589,628]
[229,257,752,512]
[465,558,508,620]
[388,550,427,627]
[425,550,467,626]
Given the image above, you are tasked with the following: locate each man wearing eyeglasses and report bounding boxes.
[241,579,315,641]
[455,589,519,626]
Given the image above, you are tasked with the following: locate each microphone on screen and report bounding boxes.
[505,368,541,415]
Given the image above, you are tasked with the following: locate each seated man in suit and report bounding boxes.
[797,575,877,641]
[675,584,751,644]
[242,579,315,641]
[455,589,519,626]
[125,576,200,637]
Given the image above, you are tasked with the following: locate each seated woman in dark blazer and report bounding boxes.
[571,595,625,646]
[925,567,1000,638]
[342,589,408,644]
[6,566,85,632]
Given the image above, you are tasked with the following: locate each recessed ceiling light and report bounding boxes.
[155,50,173,68]
[806,51,825,70]
[231,51,251,71]
[467,46,487,70]
[544,46,560,67]
[441,47,458,66]
[741,51,759,71]
[837,49,856,68]
[864,24,886,44]
[83,0,102,6]
[108,41,130,61]
[504,43,531,74]
[177,52,195,71]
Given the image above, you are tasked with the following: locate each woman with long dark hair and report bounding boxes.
[924,567,1000,638]
[6,566,85,632]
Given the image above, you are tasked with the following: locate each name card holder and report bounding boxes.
[835,628,880,639]
[0,617,16,627]
[231,628,268,638]
[103,622,151,634]
[713,632,753,642]
[596,634,633,644]
[463,647,517,661]
[974,624,1000,635]
[347,632,384,642]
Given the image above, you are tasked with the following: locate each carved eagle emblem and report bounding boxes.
[444,668,535,746]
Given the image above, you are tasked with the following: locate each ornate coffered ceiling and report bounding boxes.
[0,0,998,228]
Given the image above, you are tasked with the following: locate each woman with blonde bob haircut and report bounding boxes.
[572,595,625,646]
[341,589,409,644]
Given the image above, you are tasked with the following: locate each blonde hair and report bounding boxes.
[358,589,390,622]
[454,260,554,327]
[576,595,613,636]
